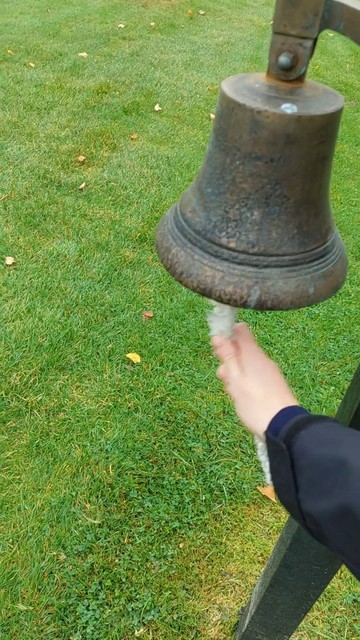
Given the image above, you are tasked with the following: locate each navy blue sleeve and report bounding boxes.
[265,414,360,580]
[267,406,310,436]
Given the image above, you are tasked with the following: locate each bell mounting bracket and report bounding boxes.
[268,0,360,82]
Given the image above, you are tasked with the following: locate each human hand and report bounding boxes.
[212,323,298,440]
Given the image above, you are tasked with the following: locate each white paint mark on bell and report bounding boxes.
[247,284,261,308]
[281,102,298,114]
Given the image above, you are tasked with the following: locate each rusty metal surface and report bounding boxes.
[268,0,325,80]
[267,34,315,81]
[272,0,326,38]
[268,0,360,80]
[321,0,360,45]
[156,74,347,310]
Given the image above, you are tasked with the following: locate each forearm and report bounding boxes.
[266,412,360,580]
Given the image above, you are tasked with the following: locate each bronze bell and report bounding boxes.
[156,72,347,310]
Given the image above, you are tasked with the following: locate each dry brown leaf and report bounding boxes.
[126,352,141,364]
[118,23,126,29]
[198,9,206,15]
[209,112,216,121]
[130,133,138,140]
[142,310,154,321]
[154,103,162,112]
[77,155,86,164]
[79,182,86,191]
[28,62,35,68]
[5,256,15,266]
[7,49,14,55]
[257,485,276,503]
[78,52,88,58]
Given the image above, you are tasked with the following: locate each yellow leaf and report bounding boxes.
[79,182,86,191]
[150,22,156,27]
[77,155,86,164]
[78,52,88,58]
[5,256,16,266]
[28,62,35,68]
[209,112,215,121]
[154,103,162,112]
[126,352,141,363]
[118,23,126,29]
[7,49,14,55]
[257,485,276,502]
[187,9,194,17]
[198,10,206,15]
[130,133,138,140]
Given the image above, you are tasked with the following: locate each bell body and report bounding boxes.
[156,73,347,310]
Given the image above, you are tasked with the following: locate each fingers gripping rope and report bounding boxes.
[207,300,272,485]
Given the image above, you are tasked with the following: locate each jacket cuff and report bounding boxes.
[267,406,310,437]
[265,413,317,528]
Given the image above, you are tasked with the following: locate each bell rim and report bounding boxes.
[156,206,348,310]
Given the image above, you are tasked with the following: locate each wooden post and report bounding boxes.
[235,365,360,640]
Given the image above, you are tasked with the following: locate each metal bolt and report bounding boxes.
[277,51,297,71]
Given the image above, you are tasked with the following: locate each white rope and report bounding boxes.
[208,300,272,485]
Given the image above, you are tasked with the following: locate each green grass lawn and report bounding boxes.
[1,0,360,638]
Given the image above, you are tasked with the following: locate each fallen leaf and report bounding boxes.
[15,604,33,611]
[7,49,14,55]
[126,352,141,363]
[79,182,86,191]
[135,629,146,637]
[118,23,126,29]
[327,32,334,37]
[209,112,216,121]
[154,103,162,112]
[130,133,138,140]
[142,310,154,321]
[179,542,185,548]
[150,21,156,27]
[187,9,194,17]
[5,256,15,266]
[28,62,35,68]
[78,52,88,58]
[257,485,276,503]
[81,514,102,524]
[77,155,86,164]
[198,9,206,15]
